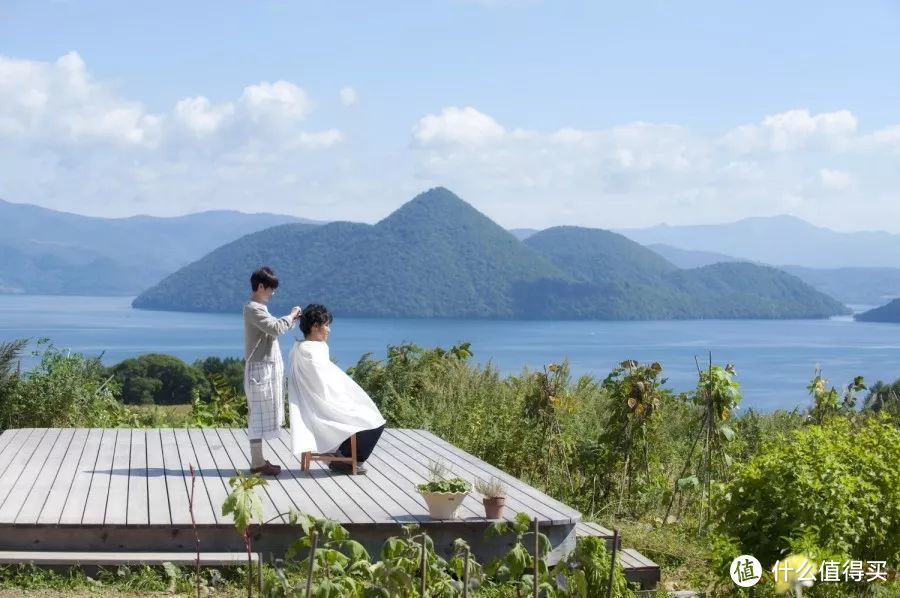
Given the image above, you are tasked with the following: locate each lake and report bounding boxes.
[1,295,898,411]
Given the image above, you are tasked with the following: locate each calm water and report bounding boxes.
[2,295,898,412]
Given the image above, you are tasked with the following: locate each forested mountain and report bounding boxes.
[856,300,900,323]
[134,188,847,320]
[134,188,566,316]
[523,228,846,319]
[647,242,900,307]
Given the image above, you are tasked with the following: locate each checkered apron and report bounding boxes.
[244,340,285,440]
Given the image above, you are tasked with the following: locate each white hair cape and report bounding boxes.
[287,340,386,455]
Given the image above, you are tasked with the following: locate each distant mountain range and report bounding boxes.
[133,188,847,320]
[616,216,900,269]
[0,198,319,295]
[647,244,742,269]
[6,194,900,316]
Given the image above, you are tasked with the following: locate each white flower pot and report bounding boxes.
[419,491,469,519]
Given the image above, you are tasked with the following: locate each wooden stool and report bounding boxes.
[301,434,358,475]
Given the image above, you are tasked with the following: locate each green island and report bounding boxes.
[855,299,900,323]
[132,188,848,320]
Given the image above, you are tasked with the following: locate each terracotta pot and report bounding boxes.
[482,496,506,519]
[419,491,469,519]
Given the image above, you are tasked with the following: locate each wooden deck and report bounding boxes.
[0,428,580,562]
[0,427,660,588]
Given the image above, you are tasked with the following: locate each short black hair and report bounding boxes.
[250,266,279,292]
[299,304,333,337]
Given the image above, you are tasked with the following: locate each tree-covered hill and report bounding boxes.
[664,262,849,319]
[648,242,900,307]
[133,188,570,317]
[525,227,847,319]
[133,188,848,320]
[855,299,900,323]
[525,226,678,284]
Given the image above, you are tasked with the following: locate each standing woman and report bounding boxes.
[243,266,301,476]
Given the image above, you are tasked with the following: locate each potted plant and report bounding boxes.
[475,476,507,519]
[416,461,471,520]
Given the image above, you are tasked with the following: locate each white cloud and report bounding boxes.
[722,109,858,153]
[294,129,344,149]
[819,168,852,190]
[0,51,161,146]
[0,52,344,217]
[339,87,358,106]
[763,109,857,151]
[1,51,899,232]
[413,106,505,146]
[410,106,900,229]
[239,80,314,123]
[864,125,900,150]
[174,96,234,136]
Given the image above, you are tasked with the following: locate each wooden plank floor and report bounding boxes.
[0,428,581,528]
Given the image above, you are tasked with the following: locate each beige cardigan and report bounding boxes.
[243,301,294,362]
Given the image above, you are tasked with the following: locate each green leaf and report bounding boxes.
[221,473,265,534]
[380,537,406,561]
[719,424,735,441]
[506,542,530,578]
[569,568,588,598]
[677,475,700,490]
[342,540,370,564]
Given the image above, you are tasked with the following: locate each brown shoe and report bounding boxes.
[250,460,281,476]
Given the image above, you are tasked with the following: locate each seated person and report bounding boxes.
[287,304,386,474]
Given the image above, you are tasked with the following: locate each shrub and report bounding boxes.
[0,339,132,429]
[110,353,209,405]
[193,356,244,396]
[716,415,900,567]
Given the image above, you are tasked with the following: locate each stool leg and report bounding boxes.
[350,434,357,475]
[301,452,310,471]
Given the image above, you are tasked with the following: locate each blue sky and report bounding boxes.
[2,0,900,230]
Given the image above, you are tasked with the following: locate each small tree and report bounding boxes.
[193,356,245,396]
[592,360,667,519]
[110,353,210,405]
[806,368,865,425]
[863,378,900,423]
[665,356,742,528]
